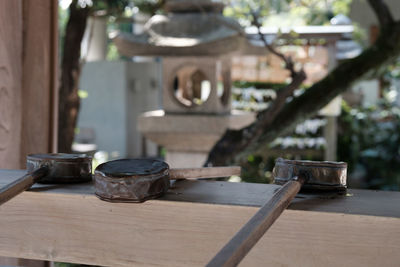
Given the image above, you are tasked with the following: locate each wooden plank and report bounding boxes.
[20,0,58,166]
[49,0,59,153]
[169,166,241,179]
[207,179,303,267]
[0,256,48,267]
[0,0,57,169]
[242,209,399,267]
[0,170,399,218]
[0,182,398,266]
[167,179,281,207]
[0,0,23,169]
[0,1,57,265]
[168,181,400,218]
[0,170,399,266]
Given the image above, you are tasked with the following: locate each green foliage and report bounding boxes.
[59,0,164,61]
[240,147,324,184]
[338,59,400,190]
[352,22,368,47]
[106,42,120,60]
[223,0,353,26]
[233,81,289,90]
[332,0,352,16]
[133,0,165,15]
[240,155,274,184]
[338,99,400,191]
[223,0,272,26]
[88,0,130,16]
[234,82,325,184]
[58,4,69,57]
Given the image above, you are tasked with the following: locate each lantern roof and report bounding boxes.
[113,0,246,57]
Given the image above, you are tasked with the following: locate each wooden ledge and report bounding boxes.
[0,169,399,266]
[1,170,399,218]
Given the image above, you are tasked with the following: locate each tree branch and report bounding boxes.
[58,0,91,152]
[368,0,394,27]
[205,13,306,166]
[250,10,307,128]
[206,0,400,166]
[252,22,400,157]
[251,11,296,76]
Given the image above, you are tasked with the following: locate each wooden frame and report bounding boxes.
[0,170,399,266]
[0,1,58,265]
[0,0,58,170]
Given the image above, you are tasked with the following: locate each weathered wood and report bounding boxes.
[206,1,400,166]
[0,170,399,266]
[0,3,24,265]
[0,1,58,265]
[0,0,57,170]
[169,166,241,179]
[0,0,23,169]
[207,179,303,267]
[21,0,58,165]
[1,170,399,218]
[0,167,48,206]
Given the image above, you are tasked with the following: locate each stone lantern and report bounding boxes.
[114,0,255,167]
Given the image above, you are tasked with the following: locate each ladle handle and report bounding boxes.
[169,166,241,180]
[0,166,49,206]
[206,176,306,267]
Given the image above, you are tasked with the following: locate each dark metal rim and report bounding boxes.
[94,158,169,178]
[27,153,92,162]
[274,177,347,191]
[94,192,165,203]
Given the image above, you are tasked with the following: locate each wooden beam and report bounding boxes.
[0,170,399,266]
[0,0,23,169]
[21,0,58,165]
[0,0,58,169]
[0,1,57,265]
[2,170,399,218]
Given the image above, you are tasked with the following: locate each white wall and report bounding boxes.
[77,60,161,159]
[350,0,400,33]
[125,61,161,157]
[81,17,108,61]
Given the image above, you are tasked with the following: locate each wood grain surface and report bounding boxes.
[20,0,58,164]
[1,170,400,218]
[0,167,48,206]
[207,179,303,267]
[0,0,57,169]
[0,0,23,169]
[169,166,241,179]
[0,170,399,266]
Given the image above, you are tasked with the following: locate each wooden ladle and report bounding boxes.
[94,158,241,202]
[207,158,347,267]
[0,153,92,206]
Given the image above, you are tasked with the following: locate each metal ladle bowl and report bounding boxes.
[0,153,92,206]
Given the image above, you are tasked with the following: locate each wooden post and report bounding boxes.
[324,116,338,161]
[0,0,58,265]
[324,41,339,161]
[0,0,23,170]
[0,0,58,170]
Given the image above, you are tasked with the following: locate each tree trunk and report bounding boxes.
[206,10,400,166]
[58,1,90,152]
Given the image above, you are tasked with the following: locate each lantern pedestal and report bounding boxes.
[139,110,255,167]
